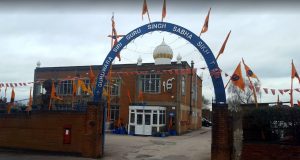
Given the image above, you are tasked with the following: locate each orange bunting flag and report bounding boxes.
[10,87,15,103]
[51,81,63,101]
[89,66,96,86]
[103,88,109,97]
[50,81,56,99]
[138,90,144,102]
[142,0,151,22]
[298,100,300,107]
[230,63,245,91]
[87,85,93,95]
[72,80,77,97]
[161,0,166,21]
[200,8,211,36]
[292,60,300,83]
[127,90,132,103]
[216,31,231,60]
[242,58,259,80]
[78,80,89,93]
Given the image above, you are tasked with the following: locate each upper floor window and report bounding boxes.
[140,74,160,93]
[58,80,72,95]
[181,76,186,95]
[105,79,121,96]
[110,79,121,96]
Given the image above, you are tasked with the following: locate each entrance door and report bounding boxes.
[135,110,144,135]
[144,110,152,135]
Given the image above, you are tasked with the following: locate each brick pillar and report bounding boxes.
[81,102,103,158]
[211,103,230,160]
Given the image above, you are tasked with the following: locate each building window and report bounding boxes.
[111,79,121,96]
[58,80,72,95]
[159,110,166,124]
[105,79,121,96]
[110,105,120,121]
[141,74,160,93]
[153,111,158,125]
[83,79,90,87]
[181,76,186,95]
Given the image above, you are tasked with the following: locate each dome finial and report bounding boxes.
[137,56,142,66]
[177,53,182,64]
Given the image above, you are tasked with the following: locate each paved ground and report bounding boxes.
[0,127,211,160]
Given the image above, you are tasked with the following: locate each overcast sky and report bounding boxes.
[0,0,300,104]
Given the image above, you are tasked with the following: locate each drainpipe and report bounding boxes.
[189,60,194,115]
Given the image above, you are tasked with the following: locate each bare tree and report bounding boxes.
[227,79,261,111]
[202,95,210,109]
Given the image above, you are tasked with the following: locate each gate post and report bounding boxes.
[81,102,104,158]
[211,103,230,160]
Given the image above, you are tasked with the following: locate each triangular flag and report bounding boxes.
[161,0,166,21]
[278,89,284,95]
[284,89,290,92]
[89,66,96,87]
[51,81,63,101]
[78,80,89,93]
[295,88,300,92]
[216,31,231,60]
[87,85,93,95]
[230,62,245,91]
[298,100,300,107]
[142,0,151,22]
[72,80,77,97]
[242,58,259,80]
[255,86,260,92]
[271,89,276,95]
[138,90,144,102]
[10,88,15,103]
[103,88,109,97]
[292,60,300,83]
[263,88,268,94]
[199,8,211,36]
[127,90,132,103]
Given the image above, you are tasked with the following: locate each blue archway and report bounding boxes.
[93,21,226,104]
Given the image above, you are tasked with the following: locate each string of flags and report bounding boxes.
[0,82,33,88]
[0,68,197,88]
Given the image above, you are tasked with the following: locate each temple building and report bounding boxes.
[33,40,203,135]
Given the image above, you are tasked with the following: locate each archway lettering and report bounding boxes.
[93,22,226,104]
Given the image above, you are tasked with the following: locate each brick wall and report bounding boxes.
[211,104,230,160]
[0,104,103,158]
[241,143,300,160]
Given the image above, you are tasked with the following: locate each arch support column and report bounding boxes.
[211,103,230,160]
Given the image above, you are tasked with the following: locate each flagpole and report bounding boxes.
[224,78,231,89]
[111,12,114,48]
[291,60,294,107]
[147,10,151,23]
[242,58,258,108]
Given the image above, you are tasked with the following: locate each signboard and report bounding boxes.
[94,22,226,104]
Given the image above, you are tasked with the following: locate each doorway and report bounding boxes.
[128,106,166,136]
